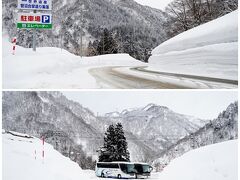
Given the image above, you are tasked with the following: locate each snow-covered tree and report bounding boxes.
[115,123,130,162]
[165,0,238,38]
[99,123,130,162]
[97,28,118,55]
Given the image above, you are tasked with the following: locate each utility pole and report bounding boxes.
[80,5,86,58]
[80,6,83,58]
[131,17,135,59]
[33,10,37,51]
[102,28,104,55]
[61,19,63,52]
[61,32,63,52]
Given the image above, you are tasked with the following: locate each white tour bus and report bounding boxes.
[95,162,153,179]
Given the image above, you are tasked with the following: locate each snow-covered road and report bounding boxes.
[89,66,188,89]
[89,66,237,89]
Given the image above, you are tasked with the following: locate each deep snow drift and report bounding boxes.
[149,10,238,81]
[2,130,95,180]
[2,35,143,89]
[155,140,238,180]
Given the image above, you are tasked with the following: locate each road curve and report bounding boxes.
[89,66,192,89]
[89,66,238,89]
[132,66,238,86]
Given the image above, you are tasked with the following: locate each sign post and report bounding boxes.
[33,10,37,51]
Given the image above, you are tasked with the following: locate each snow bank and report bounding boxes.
[154,140,238,180]
[149,11,238,80]
[2,35,142,89]
[2,131,95,180]
[152,10,238,54]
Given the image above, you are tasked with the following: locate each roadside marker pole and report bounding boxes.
[34,150,37,160]
[42,137,45,164]
[12,37,16,55]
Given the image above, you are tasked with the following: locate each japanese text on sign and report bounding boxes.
[17,13,52,29]
[17,0,52,10]
[18,13,52,24]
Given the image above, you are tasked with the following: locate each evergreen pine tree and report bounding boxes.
[87,41,98,56]
[98,123,130,162]
[115,123,130,161]
[97,28,118,55]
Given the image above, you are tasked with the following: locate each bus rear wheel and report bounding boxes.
[118,174,121,179]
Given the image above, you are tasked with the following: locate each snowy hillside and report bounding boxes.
[2,35,143,89]
[149,10,238,80]
[155,140,238,180]
[2,130,95,180]
[153,102,238,166]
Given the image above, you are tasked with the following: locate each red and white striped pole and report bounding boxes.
[12,37,17,55]
[42,137,45,163]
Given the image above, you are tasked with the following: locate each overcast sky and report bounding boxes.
[62,91,237,120]
[134,0,174,10]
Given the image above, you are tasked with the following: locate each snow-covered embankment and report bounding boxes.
[149,10,238,81]
[2,130,95,180]
[153,140,238,180]
[2,35,142,89]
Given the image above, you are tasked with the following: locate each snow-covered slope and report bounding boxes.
[2,130,95,180]
[149,10,238,80]
[155,140,238,180]
[153,102,238,167]
[2,35,143,89]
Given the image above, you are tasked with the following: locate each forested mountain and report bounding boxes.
[2,0,167,61]
[153,101,238,170]
[99,103,207,153]
[2,92,237,169]
[2,0,237,61]
[2,92,204,165]
[2,91,101,169]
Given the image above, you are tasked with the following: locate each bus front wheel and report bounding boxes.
[118,174,121,179]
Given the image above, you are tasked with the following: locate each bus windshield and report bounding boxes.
[142,165,152,173]
[119,163,152,174]
[119,163,136,173]
[134,164,152,173]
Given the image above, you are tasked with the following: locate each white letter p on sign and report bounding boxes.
[42,15,50,23]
